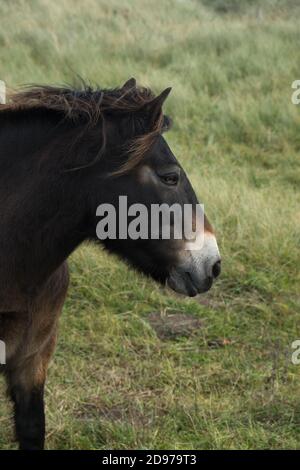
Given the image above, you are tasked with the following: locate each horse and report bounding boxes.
[0,78,221,449]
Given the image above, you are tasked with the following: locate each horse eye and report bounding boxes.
[160,173,179,186]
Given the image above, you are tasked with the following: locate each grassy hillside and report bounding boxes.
[0,0,299,449]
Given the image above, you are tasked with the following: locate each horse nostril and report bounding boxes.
[212,260,221,279]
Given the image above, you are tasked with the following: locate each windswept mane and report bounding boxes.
[2,83,156,124]
[0,82,170,174]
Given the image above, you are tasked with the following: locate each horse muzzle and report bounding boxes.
[167,233,221,297]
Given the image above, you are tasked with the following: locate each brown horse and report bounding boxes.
[0,78,221,449]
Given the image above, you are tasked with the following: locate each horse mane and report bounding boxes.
[0,83,168,174]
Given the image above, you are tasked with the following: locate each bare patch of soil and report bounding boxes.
[147,312,203,340]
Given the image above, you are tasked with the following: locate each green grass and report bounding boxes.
[0,0,300,450]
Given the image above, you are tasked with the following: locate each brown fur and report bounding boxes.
[2,263,69,390]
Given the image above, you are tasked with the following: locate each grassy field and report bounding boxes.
[0,0,300,450]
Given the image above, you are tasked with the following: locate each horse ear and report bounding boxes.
[122,77,136,91]
[144,87,172,127]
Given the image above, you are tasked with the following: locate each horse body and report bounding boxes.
[0,116,71,446]
[0,79,220,449]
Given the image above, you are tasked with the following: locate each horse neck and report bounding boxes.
[0,113,100,293]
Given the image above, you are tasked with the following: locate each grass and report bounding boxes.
[0,0,300,449]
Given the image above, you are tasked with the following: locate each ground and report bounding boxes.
[0,0,299,450]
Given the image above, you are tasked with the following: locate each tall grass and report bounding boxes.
[0,0,299,449]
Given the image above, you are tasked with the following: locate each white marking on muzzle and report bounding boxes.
[183,232,220,278]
